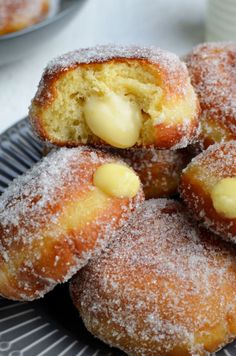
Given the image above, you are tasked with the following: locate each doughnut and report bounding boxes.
[45,146,191,199]
[0,147,143,301]
[113,148,191,199]
[185,42,236,149]
[42,146,190,200]
[0,0,49,35]
[179,141,236,243]
[71,199,236,356]
[29,45,200,150]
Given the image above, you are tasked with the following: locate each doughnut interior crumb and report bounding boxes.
[42,62,161,144]
[32,59,197,146]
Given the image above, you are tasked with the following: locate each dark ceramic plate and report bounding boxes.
[0,119,234,356]
[0,0,86,66]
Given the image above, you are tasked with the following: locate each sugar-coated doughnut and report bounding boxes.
[30,45,200,150]
[179,141,236,243]
[71,199,236,356]
[185,42,236,149]
[0,147,143,301]
[114,148,191,199]
[42,146,191,199]
[0,0,49,35]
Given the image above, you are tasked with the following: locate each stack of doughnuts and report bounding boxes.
[30,45,200,199]
[1,43,236,355]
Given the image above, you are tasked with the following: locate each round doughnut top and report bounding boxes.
[184,140,236,179]
[45,45,186,76]
[185,42,236,137]
[73,199,236,354]
[78,198,235,293]
[34,45,190,104]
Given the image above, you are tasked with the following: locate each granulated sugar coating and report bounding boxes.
[46,45,185,78]
[115,147,190,199]
[35,44,192,108]
[180,141,236,243]
[71,199,236,356]
[0,147,143,301]
[185,42,236,148]
[34,44,192,105]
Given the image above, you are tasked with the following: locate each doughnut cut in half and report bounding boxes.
[30,45,200,150]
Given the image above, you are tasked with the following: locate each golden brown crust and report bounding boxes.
[0,147,143,301]
[29,46,200,149]
[111,148,191,199]
[179,141,236,242]
[71,199,236,355]
[185,42,236,149]
[0,0,49,35]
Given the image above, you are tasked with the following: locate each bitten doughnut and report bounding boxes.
[185,42,236,149]
[0,0,49,35]
[0,147,143,301]
[71,199,236,356]
[30,45,200,150]
[180,141,236,243]
[114,148,191,199]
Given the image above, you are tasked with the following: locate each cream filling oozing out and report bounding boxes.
[43,64,162,145]
[211,177,236,219]
[42,63,197,147]
[93,163,140,198]
[84,92,142,148]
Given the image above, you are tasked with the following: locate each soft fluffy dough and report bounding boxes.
[30,45,200,150]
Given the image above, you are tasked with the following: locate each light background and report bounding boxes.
[0,0,206,133]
